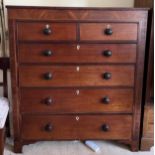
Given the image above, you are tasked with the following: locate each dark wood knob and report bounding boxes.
[44,97,52,105]
[103,50,112,57]
[44,72,52,80]
[45,124,53,132]
[103,72,111,80]
[102,124,109,132]
[102,96,110,104]
[104,28,113,35]
[43,50,52,56]
[43,28,52,35]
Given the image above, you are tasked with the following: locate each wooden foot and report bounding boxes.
[118,140,139,151]
[14,141,22,153]
[130,141,139,152]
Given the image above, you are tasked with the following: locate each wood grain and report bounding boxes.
[19,65,135,87]
[135,0,153,7]
[21,115,132,140]
[7,7,148,22]
[20,88,133,114]
[7,6,148,152]
[80,23,138,41]
[17,22,77,41]
[18,43,137,64]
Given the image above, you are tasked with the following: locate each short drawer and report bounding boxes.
[20,88,133,113]
[19,65,135,87]
[18,43,137,64]
[80,23,138,41]
[21,115,132,140]
[17,22,77,41]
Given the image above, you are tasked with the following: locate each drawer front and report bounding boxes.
[80,23,137,41]
[17,22,77,41]
[19,65,135,87]
[18,43,137,64]
[21,115,132,140]
[20,88,133,113]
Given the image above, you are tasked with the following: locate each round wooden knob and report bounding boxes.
[102,96,110,104]
[103,72,111,80]
[103,50,112,57]
[45,124,53,132]
[104,28,113,35]
[43,50,52,56]
[102,124,109,132]
[43,28,52,35]
[44,72,52,80]
[44,97,52,105]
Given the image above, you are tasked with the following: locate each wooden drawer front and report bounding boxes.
[18,43,137,64]
[80,23,137,41]
[17,22,76,41]
[19,65,135,87]
[20,88,133,113]
[21,115,132,140]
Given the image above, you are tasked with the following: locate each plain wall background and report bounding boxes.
[4,0,134,7]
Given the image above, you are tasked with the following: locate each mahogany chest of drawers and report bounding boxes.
[7,6,148,153]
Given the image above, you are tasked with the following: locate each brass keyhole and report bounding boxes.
[106,24,111,29]
[76,66,80,72]
[76,89,80,95]
[77,44,80,50]
[76,116,80,121]
[45,24,50,28]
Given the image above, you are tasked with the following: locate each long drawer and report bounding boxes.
[80,23,138,41]
[19,65,135,87]
[21,115,132,140]
[17,22,77,41]
[20,88,133,113]
[18,43,137,64]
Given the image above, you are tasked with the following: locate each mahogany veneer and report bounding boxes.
[21,115,132,140]
[7,6,148,153]
[80,23,138,41]
[18,44,137,64]
[20,88,133,114]
[19,65,135,87]
[18,22,77,41]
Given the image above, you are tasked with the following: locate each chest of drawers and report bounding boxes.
[7,6,148,153]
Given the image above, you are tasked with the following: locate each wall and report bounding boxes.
[4,0,134,7]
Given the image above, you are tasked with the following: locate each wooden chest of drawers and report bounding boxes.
[7,6,148,153]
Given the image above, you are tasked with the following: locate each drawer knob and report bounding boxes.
[103,50,112,57]
[44,97,52,105]
[102,96,110,104]
[103,72,111,80]
[102,124,109,132]
[43,50,52,56]
[45,124,53,132]
[43,25,52,35]
[44,72,52,80]
[104,28,113,35]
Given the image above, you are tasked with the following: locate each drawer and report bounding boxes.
[80,23,137,41]
[18,43,137,64]
[20,88,133,113]
[17,22,77,41]
[21,115,132,140]
[19,65,135,87]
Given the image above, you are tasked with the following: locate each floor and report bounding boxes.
[4,139,154,155]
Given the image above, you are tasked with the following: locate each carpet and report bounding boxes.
[4,139,154,155]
